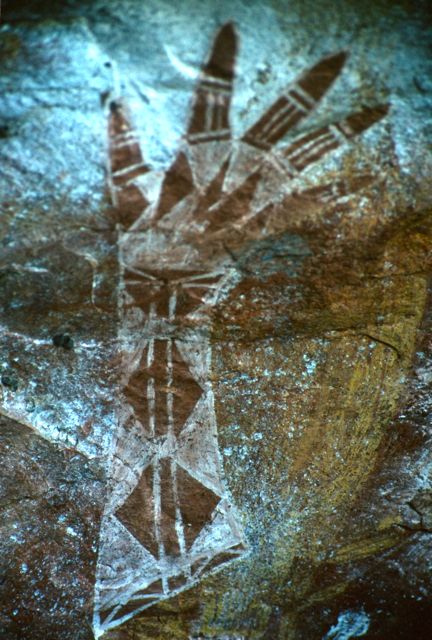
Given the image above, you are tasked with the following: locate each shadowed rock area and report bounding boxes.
[0,0,431,639]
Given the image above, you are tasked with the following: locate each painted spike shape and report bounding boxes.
[93,22,388,637]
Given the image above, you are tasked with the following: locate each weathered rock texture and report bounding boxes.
[0,0,431,639]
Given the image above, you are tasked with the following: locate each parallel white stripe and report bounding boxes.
[330,122,350,141]
[286,131,335,162]
[201,72,232,89]
[269,153,297,176]
[188,129,230,141]
[171,460,187,558]
[147,378,155,437]
[204,93,216,133]
[291,135,338,167]
[112,130,137,142]
[185,283,219,289]
[147,338,155,437]
[112,162,147,178]
[262,107,303,142]
[153,460,165,571]
[167,338,174,440]
[258,102,296,139]
[169,290,177,322]
[291,83,316,108]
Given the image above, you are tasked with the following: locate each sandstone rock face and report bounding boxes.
[1,1,431,639]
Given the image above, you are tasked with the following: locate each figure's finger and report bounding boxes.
[293,173,375,204]
[201,170,261,234]
[153,151,195,222]
[280,104,388,177]
[242,52,347,151]
[187,23,238,145]
[108,100,150,228]
[190,155,231,219]
[229,172,378,246]
[154,154,230,228]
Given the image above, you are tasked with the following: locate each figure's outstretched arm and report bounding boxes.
[292,173,376,205]
[238,173,380,243]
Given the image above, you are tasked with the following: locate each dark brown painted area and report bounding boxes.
[155,152,194,222]
[176,464,220,549]
[116,464,159,558]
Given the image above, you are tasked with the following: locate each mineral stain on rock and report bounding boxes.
[52,334,75,350]
[1,372,19,391]
[0,0,431,639]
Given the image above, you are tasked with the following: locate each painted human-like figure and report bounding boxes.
[93,23,387,636]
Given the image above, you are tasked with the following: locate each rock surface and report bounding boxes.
[0,1,431,639]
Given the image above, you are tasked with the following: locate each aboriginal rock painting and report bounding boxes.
[93,23,388,636]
